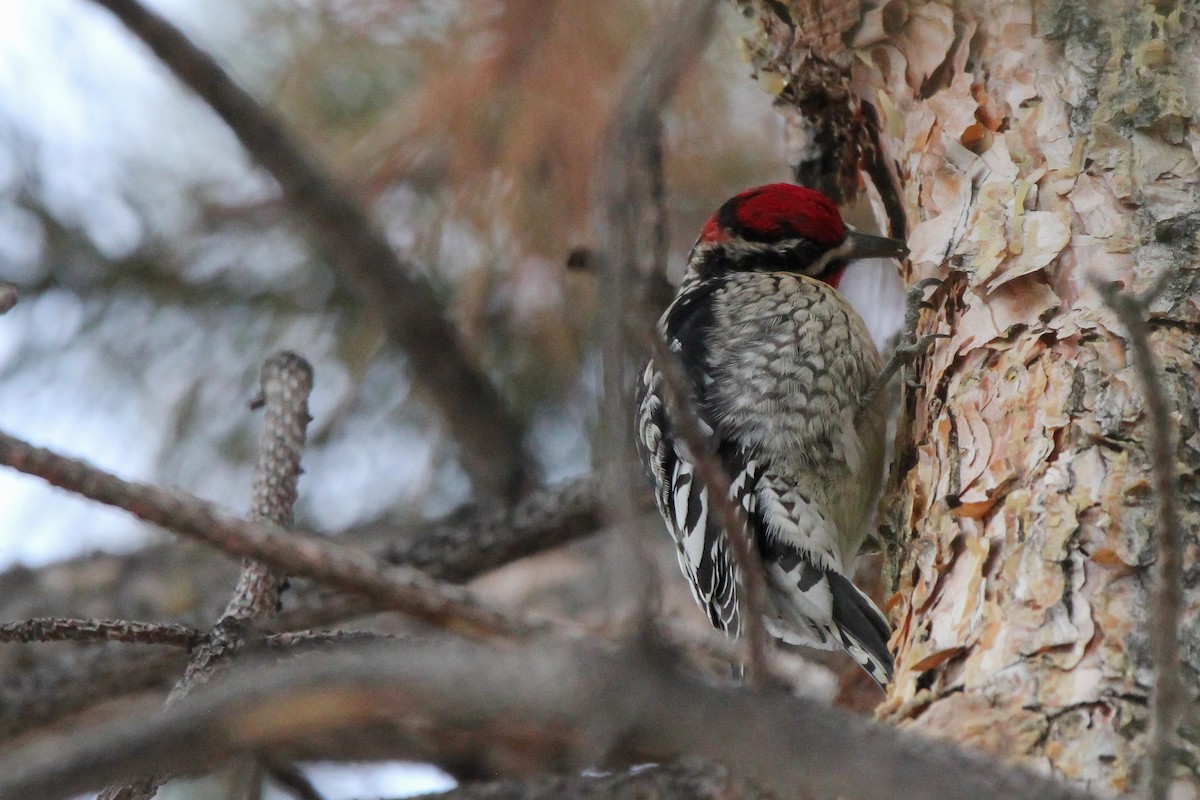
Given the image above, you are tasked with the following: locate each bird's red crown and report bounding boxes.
[699,183,845,247]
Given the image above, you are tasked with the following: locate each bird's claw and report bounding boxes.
[904,278,944,320]
[902,333,950,388]
[892,281,947,390]
[858,279,947,410]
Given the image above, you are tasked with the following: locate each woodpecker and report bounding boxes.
[635,183,905,686]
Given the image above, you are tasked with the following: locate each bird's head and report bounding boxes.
[691,183,907,288]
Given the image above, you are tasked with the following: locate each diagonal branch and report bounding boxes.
[0,474,613,629]
[378,473,612,582]
[0,429,537,640]
[83,0,527,501]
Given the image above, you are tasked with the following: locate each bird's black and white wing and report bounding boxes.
[634,277,759,635]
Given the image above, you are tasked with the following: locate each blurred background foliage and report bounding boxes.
[0,0,788,565]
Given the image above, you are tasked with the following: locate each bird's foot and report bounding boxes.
[859,278,947,412]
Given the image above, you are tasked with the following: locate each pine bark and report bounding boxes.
[739,0,1200,795]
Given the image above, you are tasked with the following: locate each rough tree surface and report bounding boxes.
[738,0,1200,795]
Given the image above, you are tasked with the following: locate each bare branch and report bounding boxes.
[0,617,388,656]
[0,618,200,648]
[1097,279,1186,800]
[0,637,1102,800]
[588,2,807,681]
[82,0,527,501]
[0,428,538,639]
[224,350,313,624]
[0,475,614,627]
[168,353,316,690]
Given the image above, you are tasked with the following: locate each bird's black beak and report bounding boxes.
[841,230,909,260]
[806,229,907,277]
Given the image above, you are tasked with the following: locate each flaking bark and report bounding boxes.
[739,0,1200,794]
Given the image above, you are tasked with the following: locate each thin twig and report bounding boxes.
[648,130,670,282]
[860,102,908,242]
[0,618,200,648]
[0,428,538,639]
[1097,278,1185,800]
[170,354,315,694]
[83,0,526,501]
[646,335,773,688]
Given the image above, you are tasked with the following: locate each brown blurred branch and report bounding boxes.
[591,0,722,375]
[0,429,537,639]
[83,0,528,501]
[588,0,768,684]
[0,637,1100,800]
[1098,278,1186,800]
[378,474,611,582]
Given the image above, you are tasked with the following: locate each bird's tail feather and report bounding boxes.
[827,570,894,687]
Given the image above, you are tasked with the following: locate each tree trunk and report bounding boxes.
[739,0,1200,794]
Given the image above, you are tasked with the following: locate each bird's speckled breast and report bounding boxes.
[704,272,883,476]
